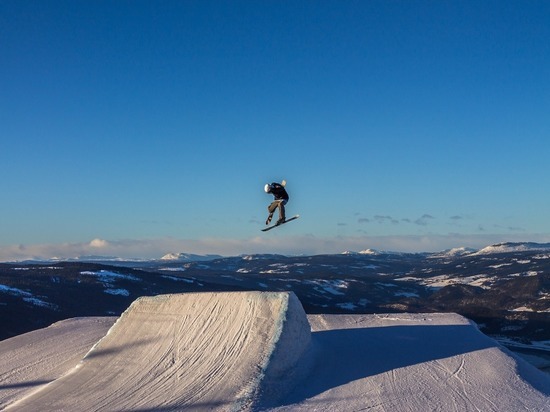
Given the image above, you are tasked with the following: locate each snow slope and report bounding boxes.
[1,292,549,411]
[0,317,116,409]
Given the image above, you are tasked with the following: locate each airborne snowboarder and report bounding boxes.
[262,180,299,232]
[264,180,289,225]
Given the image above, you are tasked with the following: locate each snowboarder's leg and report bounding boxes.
[267,201,279,225]
[276,200,287,224]
[268,201,279,214]
[268,200,288,225]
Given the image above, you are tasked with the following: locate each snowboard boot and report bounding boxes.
[266,214,273,225]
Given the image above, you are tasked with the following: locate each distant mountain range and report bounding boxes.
[11,241,550,265]
[1,241,549,373]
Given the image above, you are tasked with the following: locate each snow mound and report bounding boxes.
[8,292,310,411]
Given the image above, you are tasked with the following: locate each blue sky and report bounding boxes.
[1,1,549,260]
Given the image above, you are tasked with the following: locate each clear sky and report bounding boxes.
[1,1,549,260]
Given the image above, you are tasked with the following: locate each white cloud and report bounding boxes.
[90,238,109,248]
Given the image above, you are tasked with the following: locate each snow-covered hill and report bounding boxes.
[160,252,223,261]
[430,246,478,258]
[474,242,550,255]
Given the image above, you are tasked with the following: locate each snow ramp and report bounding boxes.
[8,291,311,411]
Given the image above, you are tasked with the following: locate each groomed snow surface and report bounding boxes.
[1,292,549,411]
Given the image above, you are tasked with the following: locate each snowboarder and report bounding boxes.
[264,180,289,225]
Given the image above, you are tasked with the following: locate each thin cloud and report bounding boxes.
[415,214,435,226]
[507,226,525,232]
[374,215,399,224]
[493,224,526,232]
[449,215,465,228]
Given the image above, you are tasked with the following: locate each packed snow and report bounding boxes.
[0,317,117,408]
[0,292,548,411]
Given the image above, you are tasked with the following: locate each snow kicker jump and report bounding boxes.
[8,292,311,411]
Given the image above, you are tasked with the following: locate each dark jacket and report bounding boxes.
[268,183,289,201]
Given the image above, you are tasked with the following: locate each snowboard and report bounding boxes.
[261,215,300,232]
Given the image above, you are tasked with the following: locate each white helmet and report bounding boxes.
[264,183,271,193]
